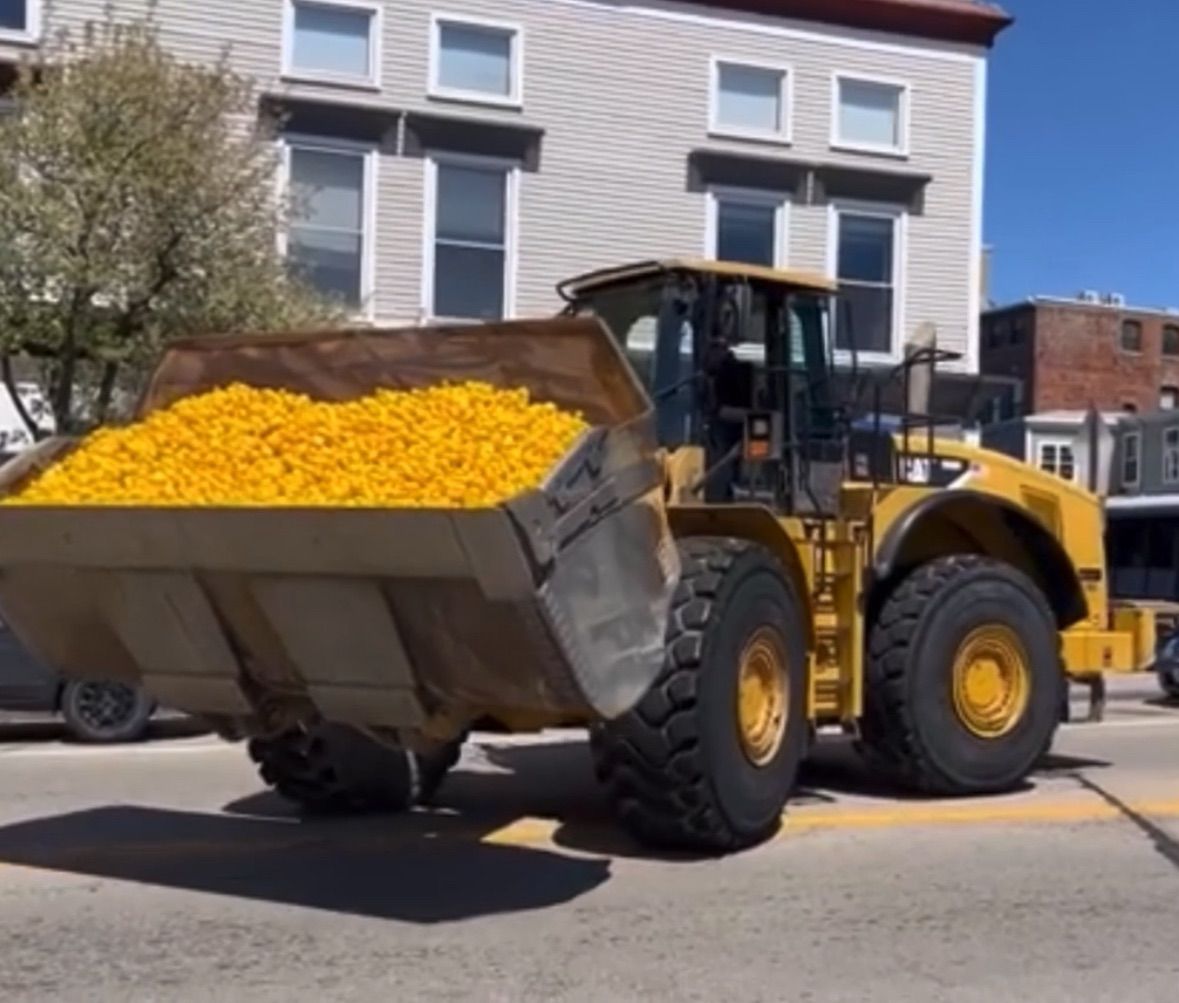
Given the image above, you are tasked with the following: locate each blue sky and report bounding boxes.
[984,0,1179,309]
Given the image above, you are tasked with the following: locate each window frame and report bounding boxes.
[830,71,911,158]
[707,56,793,145]
[1119,318,1143,353]
[1036,437,1077,484]
[1164,427,1179,485]
[1122,430,1140,489]
[278,134,379,320]
[704,185,790,268]
[281,0,383,90]
[1162,385,1179,411]
[428,13,524,109]
[1163,324,1179,357]
[827,198,908,364]
[0,0,40,44]
[420,150,520,323]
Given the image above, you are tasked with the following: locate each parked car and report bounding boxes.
[1150,630,1179,702]
[0,615,157,742]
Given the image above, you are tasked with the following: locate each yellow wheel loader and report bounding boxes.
[0,259,1157,854]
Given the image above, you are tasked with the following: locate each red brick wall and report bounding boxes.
[981,302,1179,415]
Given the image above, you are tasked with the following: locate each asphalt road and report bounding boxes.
[0,677,1176,1003]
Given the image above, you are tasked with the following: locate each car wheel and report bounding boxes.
[60,681,155,743]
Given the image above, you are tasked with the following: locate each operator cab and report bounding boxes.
[558,258,856,515]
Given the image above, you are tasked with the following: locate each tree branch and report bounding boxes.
[52,285,93,432]
[95,360,119,422]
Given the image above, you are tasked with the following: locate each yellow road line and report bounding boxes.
[782,798,1179,833]
[482,798,1179,847]
[482,818,561,846]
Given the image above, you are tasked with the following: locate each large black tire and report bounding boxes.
[862,555,1063,795]
[60,680,155,743]
[590,538,808,854]
[248,722,463,814]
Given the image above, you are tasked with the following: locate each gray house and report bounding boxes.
[1102,411,1179,602]
[979,405,1179,603]
[0,0,1010,380]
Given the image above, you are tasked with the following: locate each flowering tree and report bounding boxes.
[0,10,338,436]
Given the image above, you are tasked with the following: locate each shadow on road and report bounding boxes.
[0,801,611,923]
[0,728,1108,913]
[1035,752,1112,773]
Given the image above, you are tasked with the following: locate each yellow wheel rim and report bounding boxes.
[951,625,1031,739]
[736,627,789,767]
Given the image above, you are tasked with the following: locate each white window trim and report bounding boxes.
[704,185,790,267]
[827,198,908,365]
[281,0,383,91]
[278,134,379,322]
[428,13,524,110]
[420,151,520,324]
[1035,437,1078,484]
[830,71,912,159]
[0,0,40,44]
[707,56,793,146]
[1122,431,1141,488]
[1164,428,1179,485]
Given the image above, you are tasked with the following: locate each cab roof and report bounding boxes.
[558,258,838,300]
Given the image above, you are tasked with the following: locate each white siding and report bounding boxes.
[5,0,986,369]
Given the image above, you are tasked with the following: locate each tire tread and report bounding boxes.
[862,554,1059,795]
[591,537,787,853]
[248,723,462,814]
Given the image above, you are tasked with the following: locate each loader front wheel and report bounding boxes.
[590,538,807,854]
[248,722,462,814]
[862,555,1062,796]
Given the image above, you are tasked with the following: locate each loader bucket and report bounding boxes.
[0,318,680,734]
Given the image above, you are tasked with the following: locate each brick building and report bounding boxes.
[981,294,1179,417]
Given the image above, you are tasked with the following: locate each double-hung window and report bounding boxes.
[1038,441,1076,483]
[707,188,786,268]
[429,15,522,106]
[284,0,380,88]
[1165,428,1179,484]
[1120,319,1143,353]
[831,205,903,357]
[0,0,39,42]
[833,75,909,156]
[1122,431,1141,488]
[284,141,374,312]
[426,157,517,321]
[709,59,791,143]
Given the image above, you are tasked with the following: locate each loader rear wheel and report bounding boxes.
[862,555,1062,796]
[590,538,807,854]
[248,722,462,814]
